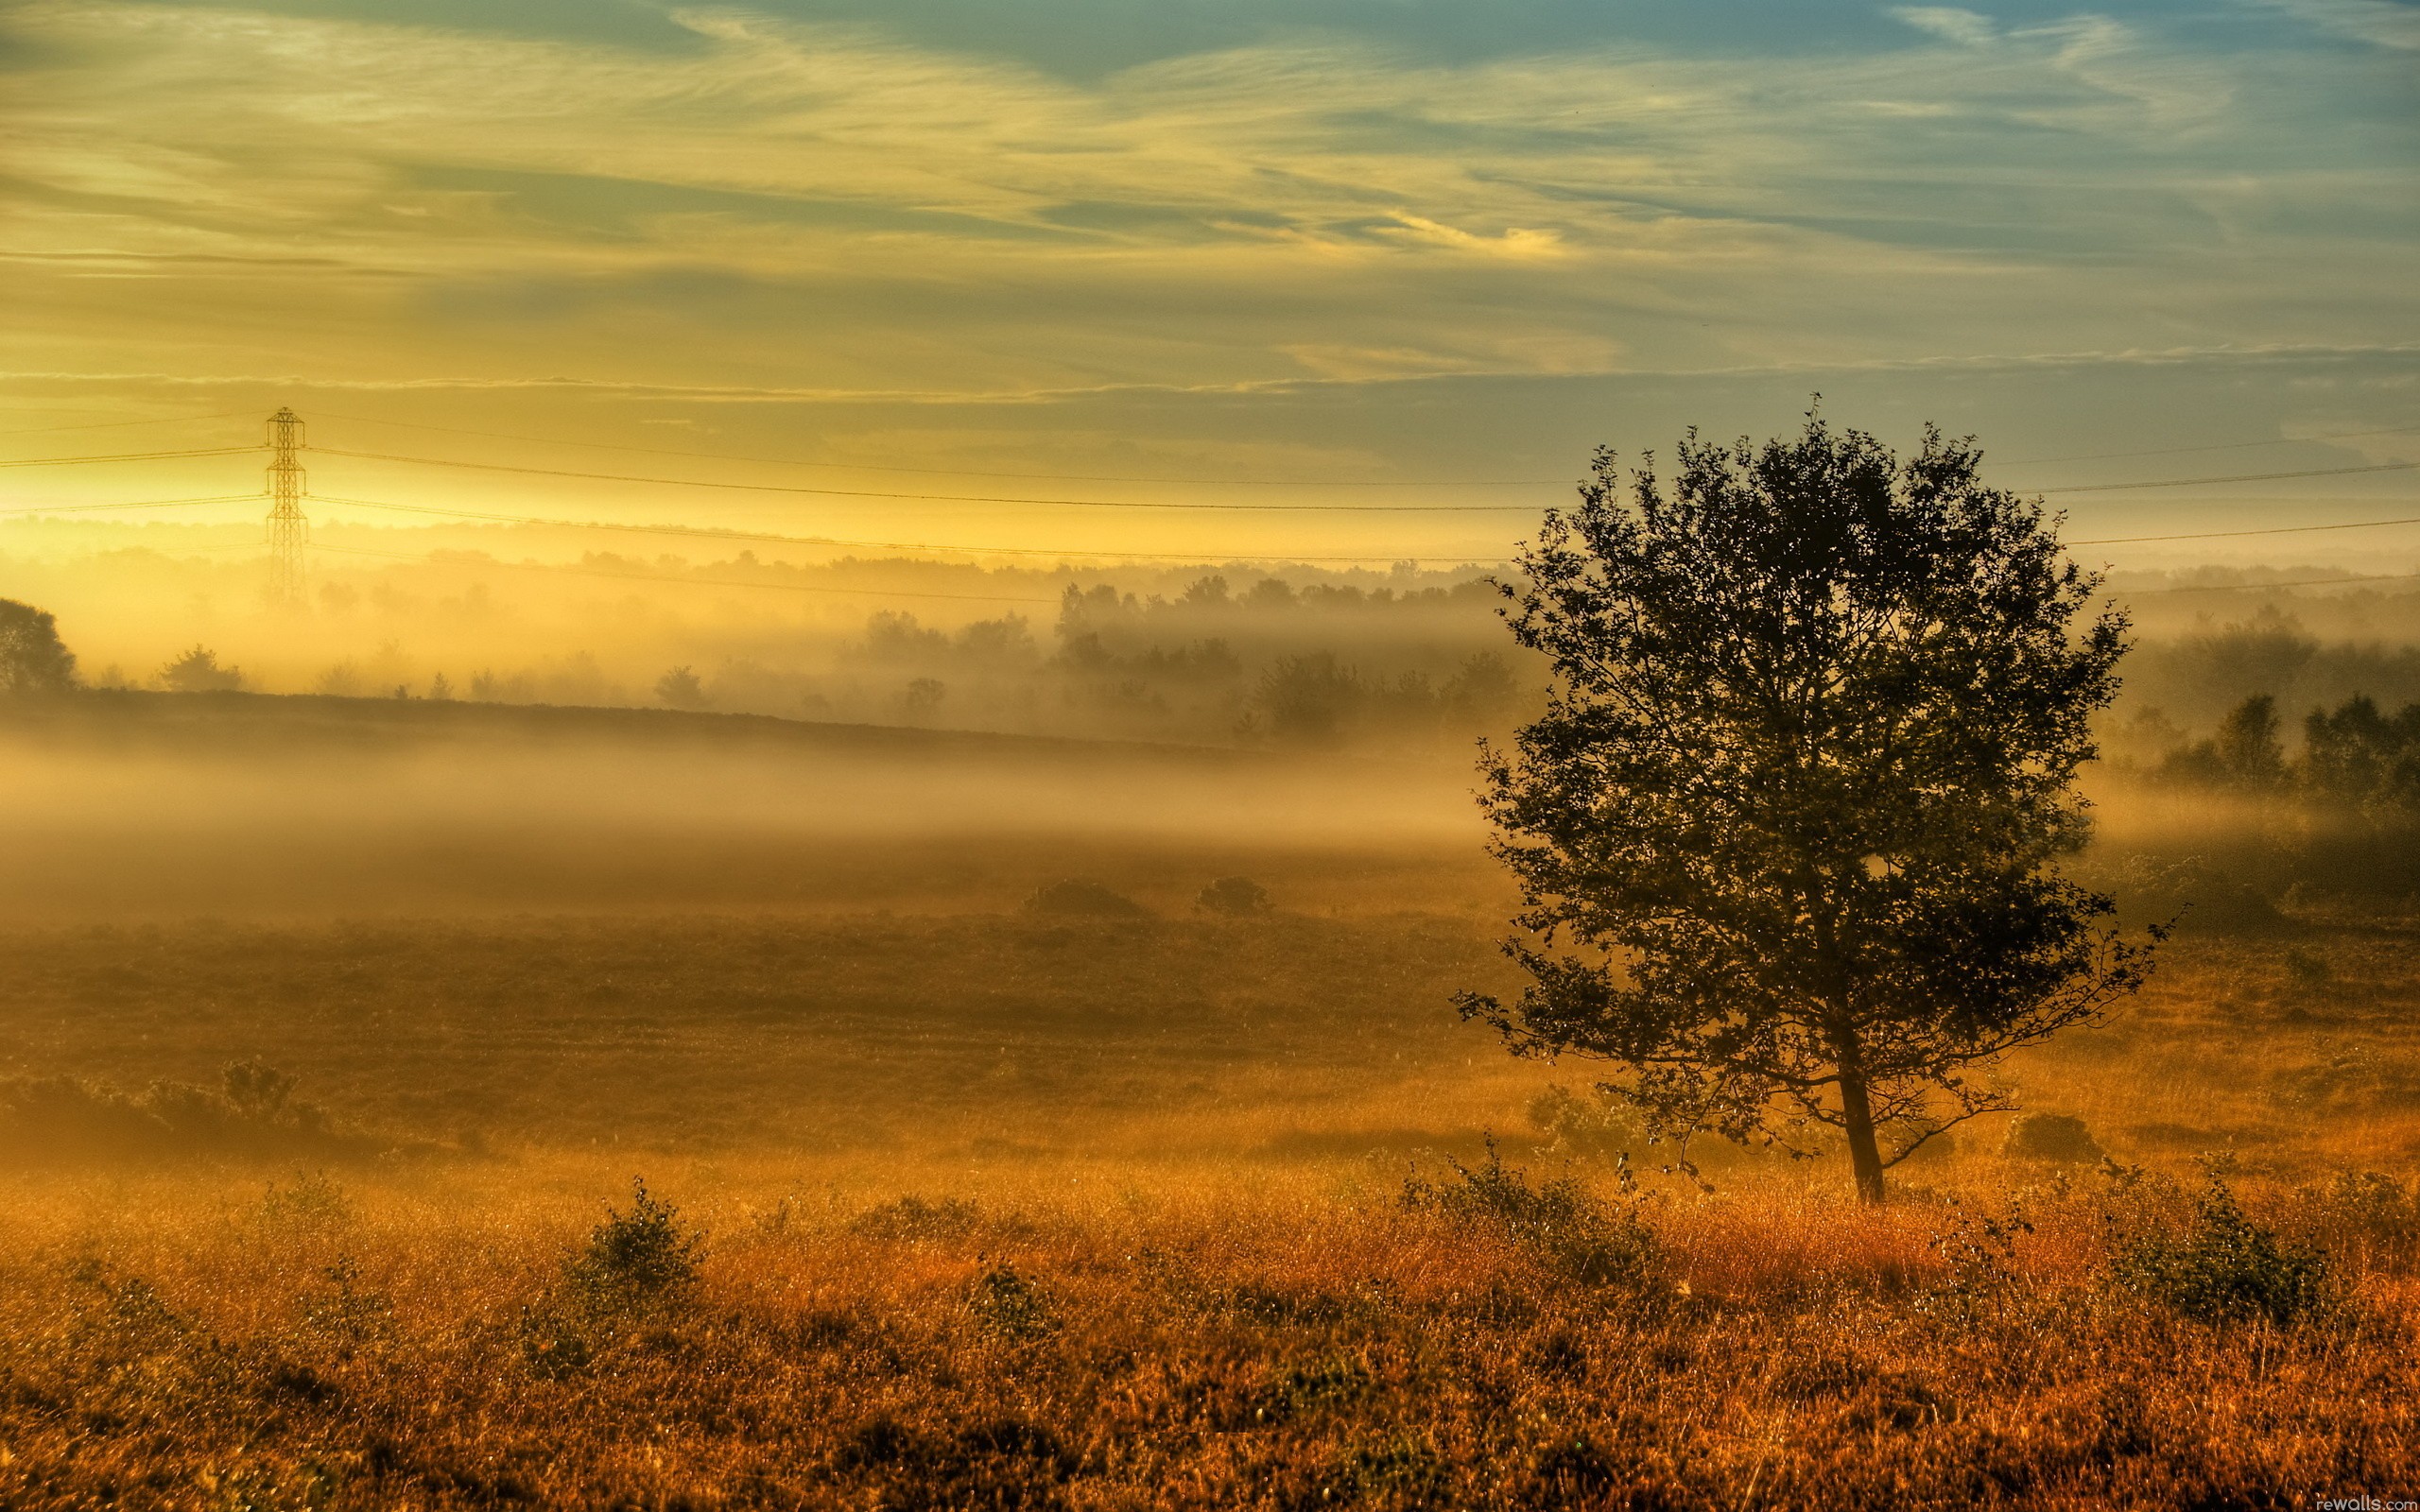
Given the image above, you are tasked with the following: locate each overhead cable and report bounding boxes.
[304,492,1502,564]
[2070,515,2420,545]
[305,445,2420,508]
[305,448,1547,510]
[0,446,259,468]
[2039,461,2416,493]
[0,411,258,438]
[2001,422,2420,465]
[308,408,2420,481]
[0,493,264,517]
[303,410,1565,488]
[307,542,1061,604]
[2131,570,2420,595]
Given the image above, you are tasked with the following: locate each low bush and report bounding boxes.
[1195,876,1271,916]
[2110,1175,2332,1325]
[567,1177,703,1312]
[0,1062,384,1166]
[1402,1144,1660,1290]
[1022,879,1150,919]
[850,1194,983,1241]
[1527,1084,1641,1161]
[2099,852,2288,935]
[967,1264,1055,1339]
[2004,1111,2104,1163]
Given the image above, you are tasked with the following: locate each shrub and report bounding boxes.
[2100,852,2287,935]
[2306,1171,2420,1265]
[1195,876,1271,917]
[1022,879,1150,919]
[654,666,709,711]
[967,1264,1054,1339]
[1402,1144,1659,1289]
[157,644,244,693]
[849,1194,982,1241]
[0,1064,379,1166]
[1527,1084,1641,1161]
[2003,1112,2104,1163]
[567,1177,702,1311]
[2111,1176,2332,1325]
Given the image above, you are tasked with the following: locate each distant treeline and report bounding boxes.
[2116,607,2420,736]
[470,574,1533,748]
[2138,692,2420,815]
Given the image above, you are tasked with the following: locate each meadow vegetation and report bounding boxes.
[1,673,2417,1505]
[1,816,2416,1505]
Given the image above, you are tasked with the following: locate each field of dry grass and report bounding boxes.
[4,702,2418,1507]
[4,894,2419,1508]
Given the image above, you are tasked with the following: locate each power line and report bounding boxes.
[2071,514,2420,546]
[2039,460,2416,493]
[302,409,1565,487]
[2001,422,2420,466]
[305,491,1500,564]
[0,493,264,517]
[305,444,2420,509]
[0,446,260,468]
[308,542,1062,604]
[302,408,2420,480]
[0,410,257,438]
[304,447,1546,511]
[26,478,2411,562]
[2129,570,2420,595]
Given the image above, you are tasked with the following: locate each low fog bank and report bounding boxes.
[0,693,1490,919]
[13,524,2420,755]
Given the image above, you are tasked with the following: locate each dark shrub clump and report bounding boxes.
[567,1177,702,1311]
[2004,1112,2104,1163]
[1023,879,1150,919]
[2112,1176,2332,1325]
[1403,1145,1659,1290]
[1195,876,1271,917]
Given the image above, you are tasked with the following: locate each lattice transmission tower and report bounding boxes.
[264,407,308,605]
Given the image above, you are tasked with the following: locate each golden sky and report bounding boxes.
[3,0,2414,564]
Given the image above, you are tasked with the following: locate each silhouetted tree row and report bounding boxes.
[2157,692,2420,812]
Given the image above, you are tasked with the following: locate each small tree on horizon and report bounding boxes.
[158,644,243,694]
[1458,412,2157,1203]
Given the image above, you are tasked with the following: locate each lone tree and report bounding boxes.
[0,598,77,696]
[1458,413,2155,1203]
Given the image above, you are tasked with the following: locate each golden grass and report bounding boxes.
[2,1158,2413,1510]
[5,850,2419,1506]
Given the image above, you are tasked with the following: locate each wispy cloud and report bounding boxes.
[2255,0,2420,50]
[0,0,2410,420]
[1892,8,1998,47]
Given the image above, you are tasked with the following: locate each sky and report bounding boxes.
[1,0,2415,566]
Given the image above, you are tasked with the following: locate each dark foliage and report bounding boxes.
[158,644,244,693]
[1022,879,1150,918]
[1402,1144,1660,1290]
[2002,1111,2104,1162]
[0,597,76,696]
[2112,1176,2333,1325]
[567,1177,702,1311]
[0,1062,381,1166]
[1196,876,1272,917]
[1460,411,2155,1202]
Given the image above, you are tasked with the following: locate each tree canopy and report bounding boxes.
[0,598,76,696]
[1459,413,2155,1202]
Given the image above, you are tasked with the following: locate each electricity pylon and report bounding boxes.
[265,407,308,605]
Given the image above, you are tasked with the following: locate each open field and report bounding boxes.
[3,696,2418,1507]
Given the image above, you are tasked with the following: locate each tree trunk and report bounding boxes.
[1837,1057,1888,1205]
